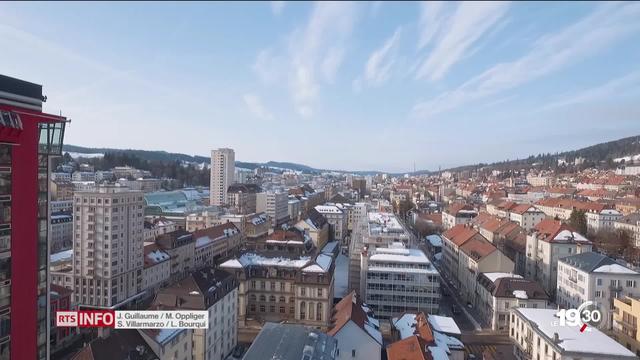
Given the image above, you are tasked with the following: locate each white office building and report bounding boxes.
[256,191,289,228]
[361,243,440,318]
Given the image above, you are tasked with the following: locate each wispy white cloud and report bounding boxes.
[252,48,284,84]
[356,27,402,88]
[417,1,447,50]
[288,2,358,117]
[271,1,285,16]
[541,70,640,111]
[416,1,510,81]
[412,2,640,119]
[243,93,274,120]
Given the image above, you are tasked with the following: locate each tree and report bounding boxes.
[568,209,588,235]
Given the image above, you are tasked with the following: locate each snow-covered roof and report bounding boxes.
[314,205,343,214]
[364,323,382,345]
[369,248,431,265]
[220,253,311,269]
[303,253,333,273]
[219,259,243,269]
[554,229,589,242]
[516,308,636,357]
[146,249,170,264]
[513,290,528,299]
[482,272,522,283]
[427,315,461,335]
[593,264,639,275]
[392,313,464,355]
[153,329,182,344]
[50,249,73,263]
[392,313,416,339]
[426,234,443,247]
[321,241,339,254]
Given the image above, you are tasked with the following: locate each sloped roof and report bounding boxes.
[459,236,496,262]
[559,252,635,274]
[327,291,381,345]
[442,224,482,247]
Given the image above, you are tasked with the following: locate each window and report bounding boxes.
[597,278,602,286]
[352,350,356,357]
[627,280,636,288]
[316,303,323,321]
[300,302,306,319]
[317,288,323,297]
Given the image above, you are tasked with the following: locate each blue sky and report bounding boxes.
[1,2,640,172]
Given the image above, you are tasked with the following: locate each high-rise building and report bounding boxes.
[73,186,145,309]
[0,74,67,360]
[210,148,235,206]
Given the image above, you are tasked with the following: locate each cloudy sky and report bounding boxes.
[1,2,640,172]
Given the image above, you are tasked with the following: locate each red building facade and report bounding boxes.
[0,74,67,360]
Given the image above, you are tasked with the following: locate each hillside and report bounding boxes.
[62,144,326,174]
[63,134,640,177]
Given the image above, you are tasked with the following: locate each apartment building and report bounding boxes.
[151,267,238,360]
[193,222,242,267]
[586,208,623,232]
[557,252,640,329]
[143,218,177,243]
[360,244,440,318]
[51,214,73,252]
[294,208,330,249]
[525,219,593,297]
[51,180,74,201]
[244,323,338,360]
[615,212,640,247]
[256,191,290,228]
[441,224,487,289]
[142,243,170,292]
[73,186,145,308]
[510,308,636,360]
[476,273,549,331]
[210,148,235,206]
[442,203,477,230]
[226,183,261,214]
[612,296,640,357]
[457,235,515,304]
[534,198,605,220]
[72,171,96,182]
[314,204,348,244]
[185,209,223,232]
[327,291,382,360]
[51,199,73,213]
[220,243,335,333]
[389,312,465,360]
[155,229,196,281]
[139,328,193,360]
[509,204,545,231]
[288,198,301,223]
[244,212,270,241]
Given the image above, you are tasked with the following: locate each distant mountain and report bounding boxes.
[438,135,640,174]
[63,145,334,174]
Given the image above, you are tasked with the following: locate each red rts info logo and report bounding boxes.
[56,310,115,328]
